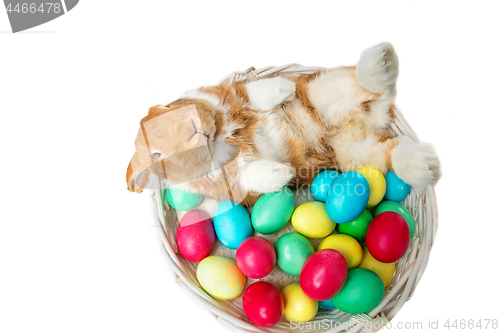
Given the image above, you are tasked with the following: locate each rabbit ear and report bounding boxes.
[127,125,166,193]
[127,125,150,193]
[127,151,166,192]
[127,152,149,193]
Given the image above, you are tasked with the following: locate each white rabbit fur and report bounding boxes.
[127,42,440,207]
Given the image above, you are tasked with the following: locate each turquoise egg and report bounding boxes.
[384,171,411,202]
[325,171,370,224]
[251,187,294,234]
[318,299,336,310]
[311,170,340,202]
[331,268,384,314]
[214,201,253,249]
[166,188,203,211]
[275,233,314,276]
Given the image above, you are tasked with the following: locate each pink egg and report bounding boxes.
[299,249,348,301]
[366,211,410,263]
[242,281,284,327]
[236,236,276,279]
[176,210,215,262]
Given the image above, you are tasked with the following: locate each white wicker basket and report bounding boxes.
[151,65,438,333]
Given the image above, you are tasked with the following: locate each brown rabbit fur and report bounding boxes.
[127,42,440,206]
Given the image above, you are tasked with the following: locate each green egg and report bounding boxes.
[251,187,294,234]
[375,201,416,239]
[275,233,315,276]
[337,209,373,242]
[331,268,384,314]
[166,188,203,211]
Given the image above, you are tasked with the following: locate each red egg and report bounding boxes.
[366,211,410,263]
[236,236,276,278]
[242,281,284,327]
[299,249,348,301]
[176,210,215,262]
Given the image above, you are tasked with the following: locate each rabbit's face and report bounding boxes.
[127,99,218,192]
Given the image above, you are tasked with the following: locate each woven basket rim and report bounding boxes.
[152,65,439,333]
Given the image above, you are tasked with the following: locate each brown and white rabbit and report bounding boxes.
[127,42,440,206]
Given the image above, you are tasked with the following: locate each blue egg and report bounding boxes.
[318,299,336,310]
[384,170,411,202]
[311,170,340,202]
[214,200,253,249]
[325,171,370,224]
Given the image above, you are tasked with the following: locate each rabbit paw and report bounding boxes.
[247,77,296,111]
[356,42,399,96]
[241,159,295,193]
[391,136,441,189]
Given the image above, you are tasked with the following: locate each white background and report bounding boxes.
[1,1,499,332]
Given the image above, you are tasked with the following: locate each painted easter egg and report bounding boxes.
[325,171,370,224]
[243,281,284,327]
[310,170,340,202]
[281,283,318,323]
[299,249,348,301]
[316,234,363,269]
[331,268,385,314]
[166,187,203,211]
[337,209,373,243]
[291,201,336,238]
[366,211,410,263]
[384,170,411,202]
[358,247,396,287]
[214,200,253,249]
[318,299,336,310]
[356,166,386,207]
[236,237,276,279]
[375,201,416,239]
[176,210,215,262]
[252,187,295,234]
[197,256,246,300]
[275,233,315,276]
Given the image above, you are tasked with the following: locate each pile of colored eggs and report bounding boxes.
[169,166,415,327]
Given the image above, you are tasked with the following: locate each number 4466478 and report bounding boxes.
[6,3,62,14]
[444,319,498,330]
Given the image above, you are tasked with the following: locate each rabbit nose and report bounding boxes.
[198,131,209,139]
[189,131,209,142]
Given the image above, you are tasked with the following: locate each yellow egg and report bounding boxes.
[196,256,246,300]
[356,166,386,208]
[317,234,363,269]
[281,283,318,323]
[291,201,336,238]
[358,247,396,287]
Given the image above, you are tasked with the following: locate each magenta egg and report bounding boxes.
[242,281,284,327]
[176,210,215,262]
[236,236,276,278]
[299,249,348,301]
[366,211,410,263]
